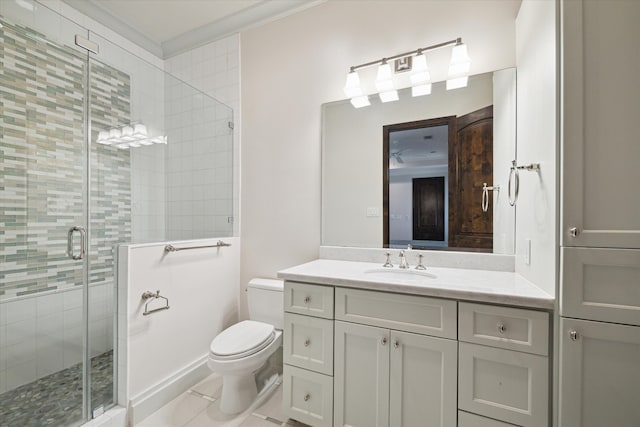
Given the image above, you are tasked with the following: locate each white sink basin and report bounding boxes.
[364,267,437,281]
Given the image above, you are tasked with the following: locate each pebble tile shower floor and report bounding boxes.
[0,351,113,427]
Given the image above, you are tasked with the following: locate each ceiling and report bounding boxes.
[389,125,449,170]
[60,0,323,58]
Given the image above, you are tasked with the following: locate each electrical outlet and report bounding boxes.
[524,238,531,265]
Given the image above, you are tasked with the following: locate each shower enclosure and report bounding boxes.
[0,1,234,425]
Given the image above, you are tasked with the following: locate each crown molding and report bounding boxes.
[61,0,325,60]
[61,0,163,58]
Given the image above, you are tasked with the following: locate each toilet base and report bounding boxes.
[219,373,258,415]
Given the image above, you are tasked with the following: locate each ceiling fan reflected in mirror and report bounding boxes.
[391,150,405,164]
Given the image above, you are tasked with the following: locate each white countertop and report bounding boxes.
[277,259,555,309]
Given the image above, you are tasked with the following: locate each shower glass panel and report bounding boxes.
[0,9,90,427]
[1,0,235,425]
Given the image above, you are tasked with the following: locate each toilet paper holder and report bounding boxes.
[142,290,170,316]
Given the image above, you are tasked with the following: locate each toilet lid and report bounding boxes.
[210,320,275,358]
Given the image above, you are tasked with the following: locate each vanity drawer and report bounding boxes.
[283,365,333,427]
[335,287,457,339]
[458,411,520,427]
[284,312,334,375]
[458,342,548,427]
[284,281,334,319]
[459,302,549,356]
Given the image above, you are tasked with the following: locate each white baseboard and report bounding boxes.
[129,355,211,425]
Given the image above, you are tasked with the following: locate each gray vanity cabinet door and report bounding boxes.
[561,0,640,248]
[389,331,457,427]
[334,321,389,427]
[559,317,640,427]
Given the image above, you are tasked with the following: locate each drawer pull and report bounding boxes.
[303,393,311,402]
[394,340,400,349]
[569,330,579,341]
[497,323,506,334]
[304,339,311,347]
[381,337,388,346]
[304,296,311,304]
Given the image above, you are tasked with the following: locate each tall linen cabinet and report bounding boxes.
[559,1,640,426]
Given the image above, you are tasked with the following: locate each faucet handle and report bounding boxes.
[415,253,427,270]
[383,251,393,268]
[399,250,409,269]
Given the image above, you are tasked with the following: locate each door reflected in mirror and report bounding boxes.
[322,68,516,254]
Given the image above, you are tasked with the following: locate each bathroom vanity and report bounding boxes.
[278,259,553,427]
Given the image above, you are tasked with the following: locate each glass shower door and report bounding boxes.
[0,14,90,426]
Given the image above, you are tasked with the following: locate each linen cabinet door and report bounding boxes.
[561,0,640,248]
[389,331,457,427]
[334,321,389,427]
[559,318,640,427]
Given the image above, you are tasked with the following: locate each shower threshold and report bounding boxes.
[0,351,113,427]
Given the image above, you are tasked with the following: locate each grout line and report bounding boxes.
[250,412,284,425]
[187,389,217,402]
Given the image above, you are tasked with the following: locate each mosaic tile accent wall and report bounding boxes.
[89,60,132,287]
[0,21,131,300]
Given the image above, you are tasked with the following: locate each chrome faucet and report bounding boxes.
[415,253,427,270]
[399,250,409,269]
[383,251,393,268]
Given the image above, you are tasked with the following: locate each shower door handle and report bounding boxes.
[67,226,86,260]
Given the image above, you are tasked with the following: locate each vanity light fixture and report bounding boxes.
[375,61,398,103]
[446,39,471,90]
[410,51,432,97]
[343,37,470,107]
[97,123,168,149]
[343,70,370,108]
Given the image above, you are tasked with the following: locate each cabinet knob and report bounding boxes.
[304,296,311,304]
[304,339,310,347]
[497,323,506,334]
[381,337,388,346]
[303,393,311,402]
[569,330,579,341]
[394,340,400,349]
[568,227,580,238]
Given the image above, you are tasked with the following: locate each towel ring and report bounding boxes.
[508,160,519,206]
[508,160,541,207]
[482,183,500,212]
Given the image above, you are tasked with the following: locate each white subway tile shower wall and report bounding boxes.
[0,284,114,394]
[164,34,240,236]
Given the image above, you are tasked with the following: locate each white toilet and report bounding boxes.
[208,278,284,414]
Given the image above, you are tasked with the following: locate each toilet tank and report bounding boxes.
[247,278,284,329]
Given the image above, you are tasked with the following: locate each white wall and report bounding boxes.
[117,238,239,420]
[514,0,557,296]
[493,68,517,254]
[241,0,520,316]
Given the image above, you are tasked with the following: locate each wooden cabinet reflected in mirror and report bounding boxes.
[383,105,493,251]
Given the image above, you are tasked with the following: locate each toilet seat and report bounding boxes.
[210,320,275,360]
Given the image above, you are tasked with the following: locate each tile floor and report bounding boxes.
[135,374,309,427]
[0,351,114,427]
